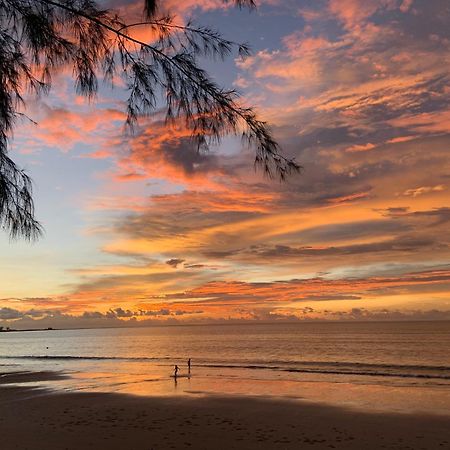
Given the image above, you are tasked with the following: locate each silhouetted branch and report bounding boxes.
[0,0,300,240]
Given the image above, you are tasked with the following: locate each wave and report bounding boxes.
[0,355,170,361]
[200,364,450,380]
[1,355,449,380]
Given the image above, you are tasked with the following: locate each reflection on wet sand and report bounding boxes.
[2,364,449,416]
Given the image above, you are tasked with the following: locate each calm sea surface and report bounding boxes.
[1,321,449,414]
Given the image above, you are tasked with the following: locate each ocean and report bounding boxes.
[1,321,449,415]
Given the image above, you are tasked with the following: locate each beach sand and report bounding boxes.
[1,371,449,450]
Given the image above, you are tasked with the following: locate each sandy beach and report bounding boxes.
[1,371,449,450]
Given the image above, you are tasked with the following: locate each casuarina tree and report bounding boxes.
[0,0,301,240]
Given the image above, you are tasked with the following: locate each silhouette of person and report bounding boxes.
[188,358,191,373]
[174,364,179,378]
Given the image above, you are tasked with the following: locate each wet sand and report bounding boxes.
[1,371,449,450]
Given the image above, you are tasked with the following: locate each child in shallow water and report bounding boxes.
[173,365,179,377]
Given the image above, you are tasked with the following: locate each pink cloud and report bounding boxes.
[400,0,414,13]
[327,0,398,30]
[22,105,126,153]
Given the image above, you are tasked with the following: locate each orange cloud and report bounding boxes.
[403,185,446,197]
[4,267,447,324]
[345,143,376,153]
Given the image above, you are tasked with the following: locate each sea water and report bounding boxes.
[1,321,449,414]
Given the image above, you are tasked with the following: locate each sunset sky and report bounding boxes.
[1,0,449,327]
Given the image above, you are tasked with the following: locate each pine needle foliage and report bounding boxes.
[0,0,300,240]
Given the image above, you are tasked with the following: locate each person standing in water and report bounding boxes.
[173,364,179,378]
[188,358,191,373]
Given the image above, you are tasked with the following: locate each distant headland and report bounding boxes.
[0,327,54,333]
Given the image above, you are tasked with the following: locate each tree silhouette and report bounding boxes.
[0,0,301,240]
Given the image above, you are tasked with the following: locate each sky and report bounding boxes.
[1,0,449,328]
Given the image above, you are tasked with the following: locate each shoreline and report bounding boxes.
[2,358,450,417]
[1,370,450,449]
